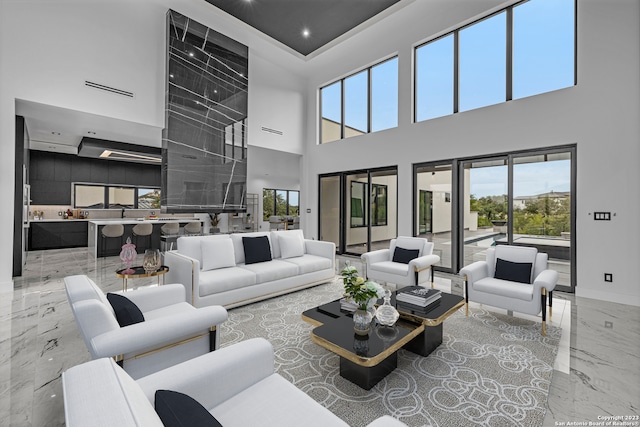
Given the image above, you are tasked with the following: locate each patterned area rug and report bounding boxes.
[219,279,561,427]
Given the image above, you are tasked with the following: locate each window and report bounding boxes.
[371,184,387,226]
[263,189,300,220]
[459,12,506,112]
[74,184,160,209]
[350,182,366,228]
[414,0,575,121]
[320,57,398,143]
[512,0,575,99]
[415,35,454,121]
[349,182,387,228]
[371,57,399,132]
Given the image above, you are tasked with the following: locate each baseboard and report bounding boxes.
[0,279,14,293]
[575,287,640,307]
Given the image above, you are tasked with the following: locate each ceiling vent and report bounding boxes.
[85,81,134,98]
[261,126,283,136]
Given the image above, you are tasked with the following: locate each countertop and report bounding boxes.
[88,218,201,225]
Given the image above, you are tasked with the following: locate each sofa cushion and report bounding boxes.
[155,390,222,427]
[143,302,195,321]
[368,260,410,277]
[494,258,533,284]
[176,236,206,265]
[201,238,236,271]
[107,293,145,327]
[243,236,273,264]
[239,260,299,283]
[278,232,305,259]
[270,230,304,258]
[390,237,425,259]
[199,267,257,296]
[474,277,534,302]
[392,247,420,264]
[281,254,332,275]
[211,374,350,427]
[230,232,272,264]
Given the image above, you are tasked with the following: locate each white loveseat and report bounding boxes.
[63,338,407,427]
[164,230,336,308]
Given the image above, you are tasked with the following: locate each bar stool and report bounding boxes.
[160,222,180,251]
[183,221,202,236]
[132,223,153,251]
[101,224,124,257]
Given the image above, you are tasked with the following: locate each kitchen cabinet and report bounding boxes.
[29,221,88,250]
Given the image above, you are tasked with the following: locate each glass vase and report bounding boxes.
[376,289,399,327]
[353,308,373,336]
[142,249,160,274]
[119,237,137,275]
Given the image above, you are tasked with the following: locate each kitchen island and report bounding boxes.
[88,218,202,257]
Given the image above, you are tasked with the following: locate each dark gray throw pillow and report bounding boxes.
[392,247,420,264]
[494,258,533,284]
[155,390,223,427]
[242,236,272,264]
[106,293,145,327]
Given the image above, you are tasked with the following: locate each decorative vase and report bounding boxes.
[376,289,399,327]
[119,237,137,275]
[353,308,374,336]
[142,249,161,274]
[353,334,370,356]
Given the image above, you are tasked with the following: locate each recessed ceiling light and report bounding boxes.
[189,52,194,57]
[302,29,310,38]
[169,74,174,78]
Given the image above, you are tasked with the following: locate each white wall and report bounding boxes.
[0,0,306,290]
[300,0,640,306]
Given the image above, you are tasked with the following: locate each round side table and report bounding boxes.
[115,265,169,292]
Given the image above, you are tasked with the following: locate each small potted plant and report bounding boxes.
[341,264,384,335]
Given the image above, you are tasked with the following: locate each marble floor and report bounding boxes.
[1,248,639,426]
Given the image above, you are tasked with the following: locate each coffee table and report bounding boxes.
[115,265,169,292]
[302,291,464,389]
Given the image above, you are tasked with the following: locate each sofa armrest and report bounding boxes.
[137,338,274,411]
[91,306,227,358]
[71,300,120,359]
[123,283,186,312]
[409,254,440,272]
[305,239,336,265]
[164,251,200,305]
[533,269,559,293]
[366,415,408,427]
[459,261,490,285]
[362,249,390,265]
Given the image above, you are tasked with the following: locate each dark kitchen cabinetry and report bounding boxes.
[29,151,160,205]
[29,221,88,250]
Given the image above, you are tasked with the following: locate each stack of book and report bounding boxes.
[396,286,442,307]
[339,298,358,312]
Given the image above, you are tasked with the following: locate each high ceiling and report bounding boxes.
[204,0,402,56]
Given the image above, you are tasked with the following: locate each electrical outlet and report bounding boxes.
[604,273,613,282]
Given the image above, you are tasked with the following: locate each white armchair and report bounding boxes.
[361,236,440,290]
[459,245,558,336]
[64,274,228,379]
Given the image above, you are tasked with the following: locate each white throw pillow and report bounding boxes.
[201,238,236,271]
[278,233,305,259]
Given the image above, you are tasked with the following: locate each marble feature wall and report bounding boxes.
[162,10,248,213]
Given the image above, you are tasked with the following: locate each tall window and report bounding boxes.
[459,12,506,112]
[320,57,398,143]
[263,189,300,220]
[414,0,575,121]
[415,35,454,121]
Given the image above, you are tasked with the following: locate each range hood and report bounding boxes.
[78,137,161,164]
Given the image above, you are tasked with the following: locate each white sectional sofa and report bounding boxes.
[63,338,406,427]
[164,230,336,308]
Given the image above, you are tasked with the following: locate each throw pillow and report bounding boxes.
[392,247,420,264]
[494,258,533,284]
[155,390,223,427]
[278,233,304,259]
[201,238,236,271]
[242,236,272,264]
[106,293,145,327]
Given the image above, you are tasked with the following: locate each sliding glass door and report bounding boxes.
[319,167,397,256]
